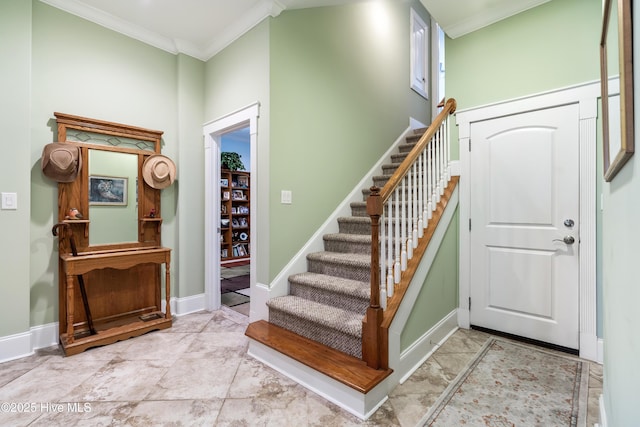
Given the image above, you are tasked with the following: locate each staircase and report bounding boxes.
[264,131,423,360]
[245,99,458,419]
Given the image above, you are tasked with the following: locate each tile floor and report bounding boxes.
[0,308,602,426]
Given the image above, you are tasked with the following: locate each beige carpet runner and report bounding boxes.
[420,338,589,426]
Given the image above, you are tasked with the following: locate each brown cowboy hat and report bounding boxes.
[41,142,82,183]
[142,154,176,189]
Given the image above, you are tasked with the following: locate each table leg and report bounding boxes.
[66,274,75,344]
[165,262,171,319]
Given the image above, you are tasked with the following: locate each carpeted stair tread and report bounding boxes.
[307,251,370,268]
[267,295,363,337]
[324,232,370,244]
[307,251,371,282]
[289,271,370,300]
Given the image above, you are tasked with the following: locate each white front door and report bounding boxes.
[469,104,580,349]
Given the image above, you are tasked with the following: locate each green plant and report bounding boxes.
[221,152,245,171]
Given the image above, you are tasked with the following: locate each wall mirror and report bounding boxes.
[88,149,138,245]
[54,112,164,252]
[600,0,634,182]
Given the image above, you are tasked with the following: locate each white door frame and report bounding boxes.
[456,81,602,362]
[203,102,259,311]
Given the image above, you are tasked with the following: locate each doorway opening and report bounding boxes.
[220,126,251,315]
[203,102,259,316]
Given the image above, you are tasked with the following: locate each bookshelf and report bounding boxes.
[220,169,250,262]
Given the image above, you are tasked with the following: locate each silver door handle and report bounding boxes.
[553,236,575,244]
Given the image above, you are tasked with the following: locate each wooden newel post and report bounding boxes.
[363,186,384,369]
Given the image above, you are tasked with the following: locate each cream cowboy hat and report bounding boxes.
[142,154,176,189]
[41,142,82,183]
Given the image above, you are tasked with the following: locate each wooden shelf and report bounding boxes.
[140,217,163,234]
[60,312,171,356]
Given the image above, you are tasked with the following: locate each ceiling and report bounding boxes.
[40,0,551,61]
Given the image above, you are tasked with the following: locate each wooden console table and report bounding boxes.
[59,246,172,356]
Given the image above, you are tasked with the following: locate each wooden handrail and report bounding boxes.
[379,98,456,203]
[363,98,457,370]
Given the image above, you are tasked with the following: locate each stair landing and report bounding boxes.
[245,320,392,393]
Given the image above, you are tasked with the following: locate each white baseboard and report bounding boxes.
[596,394,607,427]
[29,322,59,352]
[0,294,207,363]
[397,309,458,384]
[0,330,33,363]
[171,293,206,317]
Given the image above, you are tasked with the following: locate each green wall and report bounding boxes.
[176,53,206,298]
[269,1,431,279]
[0,0,32,338]
[446,0,601,160]
[401,208,459,350]
[204,19,271,286]
[28,1,194,326]
[600,5,640,424]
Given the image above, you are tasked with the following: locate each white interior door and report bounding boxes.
[469,104,580,349]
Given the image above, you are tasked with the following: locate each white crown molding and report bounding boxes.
[39,0,287,62]
[434,0,551,39]
[39,0,180,54]
[202,0,285,61]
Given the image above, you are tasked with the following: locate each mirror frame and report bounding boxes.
[600,0,634,182]
[54,112,164,252]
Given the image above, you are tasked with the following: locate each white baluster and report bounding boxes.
[418,151,425,237]
[445,118,451,181]
[439,123,445,195]
[434,130,441,204]
[427,140,433,218]
[412,162,418,247]
[386,198,394,295]
[401,178,407,270]
[394,188,401,284]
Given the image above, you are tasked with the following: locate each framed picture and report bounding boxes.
[237,175,249,188]
[232,190,245,200]
[600,0,634,182]
[89,175,128,205]
[220,178,229,187]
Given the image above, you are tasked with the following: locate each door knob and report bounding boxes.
[564,219,575,227]
[553,236,575,244]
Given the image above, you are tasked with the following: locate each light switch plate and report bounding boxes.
[281,190,292,204]
[1,192,17,210]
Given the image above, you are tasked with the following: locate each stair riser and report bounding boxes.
[372,176,389,187]
[351,202,431,218]
[398,143,417,153]
[269,308,362,358]
[308,258,370,283]
[323,238,371,254]
[289,282,369,314]
[337,220,370,235]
